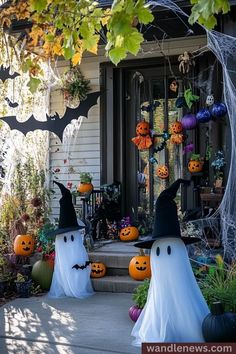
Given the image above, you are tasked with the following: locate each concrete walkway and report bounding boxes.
[0,293,140,354]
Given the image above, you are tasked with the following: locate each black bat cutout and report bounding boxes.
[0,91,101,141]
[72,261,91,270]
[5,97,19,108]
[0,65,20,82]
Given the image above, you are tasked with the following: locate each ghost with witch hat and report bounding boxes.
[47,181,94,298]
[131,179,209,345]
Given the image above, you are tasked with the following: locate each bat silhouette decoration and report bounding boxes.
[0,65,20,82]
[0,91,101,141]
[5,97,19,108]
[72,261,91,270]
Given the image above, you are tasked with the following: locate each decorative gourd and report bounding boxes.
[181,113,197,130]
[136,121,150,136]
[129,250,151,281]
[170,121,183,134]
[14,234,34,256]
[31,259,54,290]
[129,305,142,322]
[90,262,106,278]
[202,302,236,342]
[120,226,139,242]
[156,165,169,179]
[196,108,211,123]
[188,154,204,173]
[170,133,184,145]
[211,102,227,118]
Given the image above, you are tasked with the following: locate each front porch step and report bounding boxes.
[91,275,143,293]
[89,252,135,269]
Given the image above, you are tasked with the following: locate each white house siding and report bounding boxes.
[49,36,207,219]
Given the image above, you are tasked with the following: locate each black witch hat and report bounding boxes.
[47,181,83,238]
[134,179,201,249]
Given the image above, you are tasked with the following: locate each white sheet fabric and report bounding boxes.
[131,238,209,345]
[49,230,94,298]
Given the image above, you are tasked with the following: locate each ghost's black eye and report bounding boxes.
[167,245,171,255]
[156,247,160,256]
[71,235,74,242]
[64,236,67,243]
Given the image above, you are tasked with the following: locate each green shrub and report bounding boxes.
[132,279,150,309]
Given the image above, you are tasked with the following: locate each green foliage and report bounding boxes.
[199,261,236,313]
[190,153,201,161]
[106,0,154,65]
[15,273,26,282]
[132,278,150,309]
[189,0,231,29]
[79,172,93,183]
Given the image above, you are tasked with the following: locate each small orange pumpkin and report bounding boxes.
[90,261,106,278]
[129,250,151,281]
[170,133,184,145]
[188,160,204,173]
[156,165,169,179]
[120,226,139,242]
[77,182,93,193]
[136,121,150,136]
[14,234,34,256]
[170,121,183,134]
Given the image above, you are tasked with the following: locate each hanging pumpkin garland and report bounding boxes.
[131,120,153,150]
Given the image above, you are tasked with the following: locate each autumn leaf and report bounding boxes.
[72,52,82,66]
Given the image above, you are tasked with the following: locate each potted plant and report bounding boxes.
[211,151,225,188]
[15,273,32,298]
[129,279,150,322]
[77,172,93,194]
[188,153,204,173]
[61,67,91,107]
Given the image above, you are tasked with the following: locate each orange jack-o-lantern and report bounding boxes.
[136,121,150,136]
[90,262,106,278]
[170,121,183,134]
[120,226,139,242]
[14,234,34,256]
[156,165,169,179]
[129,250,151,281]
[188,159,204,173]
[170,133,184,145]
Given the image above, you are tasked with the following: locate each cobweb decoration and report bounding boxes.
[148,0,236,260]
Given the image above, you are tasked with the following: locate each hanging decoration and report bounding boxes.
[178,52,195,74]
[0,65,20,82]
[156,165,169,179]
[132,121,153,150]
[196,108,212,123]
[183,143,194,155]
[169,80,178,92]
[184,88,199,109]
[175,96,187,108]
[211,102,227,118]
[170,121,183,134]
[141,101,160,112]
[188,154,204,173]
[206,95,215,106]
[153,131,171,153]
[170,133,184,145]
[0,91,101,142]
[181,113,197,130]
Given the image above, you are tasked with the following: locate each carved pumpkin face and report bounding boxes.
[170,121,183,134]
[90,262,106,278]
[136,121,150,136]
[14,234,34,256]
[120,226,139,242]
[156,165,169,179]
[170,133,184,145]
[188,160,204,173]
[129,253,151,281]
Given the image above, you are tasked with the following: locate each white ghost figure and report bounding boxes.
[132,239,209,345]
[49,229,94,298]
[132,179,210,345]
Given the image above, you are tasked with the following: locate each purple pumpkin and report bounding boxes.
[129,305,142,322]
[181,113,197,130]
[211,103,227,118]
[196,108,212,123]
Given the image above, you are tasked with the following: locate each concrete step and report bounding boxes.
[91,275,143,293]
[88,252,135,269]
[107,267,129,276]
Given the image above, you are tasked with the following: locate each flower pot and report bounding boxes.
[15,279,32,298]
[77,183,93,193]
[129,305,142,322]
[0,280,8,297]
